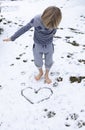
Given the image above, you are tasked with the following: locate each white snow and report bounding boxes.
[0,0,85,130]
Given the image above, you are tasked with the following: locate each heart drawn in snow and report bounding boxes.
[21,87,53,104]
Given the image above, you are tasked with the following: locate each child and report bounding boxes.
[3,6,62,84]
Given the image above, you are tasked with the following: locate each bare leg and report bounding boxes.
[35,68,43,80]
[44,69,52,84]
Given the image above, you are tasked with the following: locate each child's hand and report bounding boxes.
[3,38,11,42]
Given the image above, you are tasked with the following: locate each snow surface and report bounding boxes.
[0,0,85,130]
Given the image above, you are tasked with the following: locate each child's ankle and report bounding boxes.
[35,71,43,81]
[44,75,52,84]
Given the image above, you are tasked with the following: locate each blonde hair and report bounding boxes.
[41,6,62,29]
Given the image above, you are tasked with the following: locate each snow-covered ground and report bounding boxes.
[0,0,85,129]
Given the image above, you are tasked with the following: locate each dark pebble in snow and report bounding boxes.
[31,59,34,62]
[78,59,85,64]
[0,122,3,126]
[0,85,2,88]
[47,111,56,118]
[0,28,4,34]
[0,19,3,22]
[10,64,14,66]
[16,57,20,60]
[66,113,79,121]
[65,123,71,127]
[23,60,28,63]
[44,109,48,112]
[53,82,58,87]
[56,77,63,82]
[77,120,84,128]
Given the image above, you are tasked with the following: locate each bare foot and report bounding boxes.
[44,76,52,84]
[3,38,11,42]
[44,69,52,84]
[35,72,43,81]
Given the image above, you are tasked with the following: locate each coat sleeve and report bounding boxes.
[10,18,34,41]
